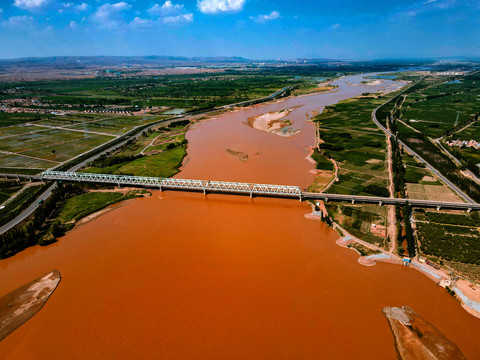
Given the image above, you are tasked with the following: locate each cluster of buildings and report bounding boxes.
[446,139,480,150]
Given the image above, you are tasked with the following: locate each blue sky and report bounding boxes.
[0,0,478,59]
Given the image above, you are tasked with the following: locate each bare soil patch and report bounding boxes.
[383,306,465,360]
[0,270,61,341]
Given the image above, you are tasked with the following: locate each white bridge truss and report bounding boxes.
[41,171,303,198]
[40,171,480,211]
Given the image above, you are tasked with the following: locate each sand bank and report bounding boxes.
[0,270,61,341]
[383,306,465,360]
[245,108,302,137]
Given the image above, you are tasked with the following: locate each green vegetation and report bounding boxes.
[0,182,146,258]
[0,182,78,258]
[377,73,480,202]
[0,185,22,204]
[326,203,388,247]
[416,221,480,264]
[84,121,189,177]
[0,112,50,127]
[311,149,333,171]
[424,211,480,227]
[58,191,134,223]
[347,242,381,256]
[0,184,45,227]
[1,72,302,110]
[314,96,391,196]
[446,261,480,283]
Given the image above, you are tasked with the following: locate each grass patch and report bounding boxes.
[57,192,127,223]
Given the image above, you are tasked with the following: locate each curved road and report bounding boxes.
[0,85,296,236]
[372,93,476,204]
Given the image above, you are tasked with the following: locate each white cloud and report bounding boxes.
[147,1,193,25]
[395,0,458,19]
[331,23,340,30]
[93,2,132,29]
[14,0,50,10]
[62,2,89,12]
[77,2,88,11]
[149,1,184,16]
[197,0,245,14]
[69,20,78,28]
[130,17,153,28]
[2,15,36,30]
[162,13,193,24]
[250,10,280,23]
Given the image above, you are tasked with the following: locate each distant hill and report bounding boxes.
[0,55,253,67]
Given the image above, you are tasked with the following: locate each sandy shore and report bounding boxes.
[0,270,61,341]
[245,107,302,137]
[383,306,466,360]
[305,207,480,319]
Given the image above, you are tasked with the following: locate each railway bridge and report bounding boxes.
[33,171,480,212]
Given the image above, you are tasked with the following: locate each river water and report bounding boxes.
[1,75,480,359]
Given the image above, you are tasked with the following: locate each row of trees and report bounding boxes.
[0,183,82,259]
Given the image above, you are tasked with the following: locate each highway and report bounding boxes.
[371,95,476,204]
[0,85,296,236]
[36,171,480,211]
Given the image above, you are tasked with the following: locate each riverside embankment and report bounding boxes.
[1,75,480,359]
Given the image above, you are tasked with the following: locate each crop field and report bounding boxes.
[67,115,165,135]
[401,93,479,137]
[0,153,56,169]
[416,218,480,265]
[327,203,388,247]
[402,152,440,184]
[84,146,185,178]
[0,112,50,127]
[401,151,462,201]
[0,124,48,137]
[0,185,22,204]
[314,96,391,196]
[83,122,189,178]
[2,73,302,110]
[0,128,112,168]
[452,122,480,141]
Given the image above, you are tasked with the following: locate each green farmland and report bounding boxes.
[314,96,391,196]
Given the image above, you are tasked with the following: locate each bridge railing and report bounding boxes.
[40,171,480,210]
[41,171,303,197]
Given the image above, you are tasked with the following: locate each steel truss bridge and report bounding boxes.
[36,171,480,211]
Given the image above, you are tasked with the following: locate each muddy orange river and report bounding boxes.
[1,75,479,359]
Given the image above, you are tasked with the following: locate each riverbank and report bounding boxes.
[308,206,480,319]
[2,73,480,359]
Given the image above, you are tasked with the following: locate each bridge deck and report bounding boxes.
[36,171,480,211]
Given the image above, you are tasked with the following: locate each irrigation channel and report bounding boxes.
[1,74,480,359]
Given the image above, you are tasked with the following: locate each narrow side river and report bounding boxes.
[1,75,479,359]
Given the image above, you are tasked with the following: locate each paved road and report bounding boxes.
[372,95,476,204]
[38,171,480,211]
[0,85,295,236]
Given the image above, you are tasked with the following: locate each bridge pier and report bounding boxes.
[38,171,480,212]
[467,208,472,214]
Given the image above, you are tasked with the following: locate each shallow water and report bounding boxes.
[1,75,479,359]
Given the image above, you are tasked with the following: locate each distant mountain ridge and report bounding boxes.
[0,55,254,67]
